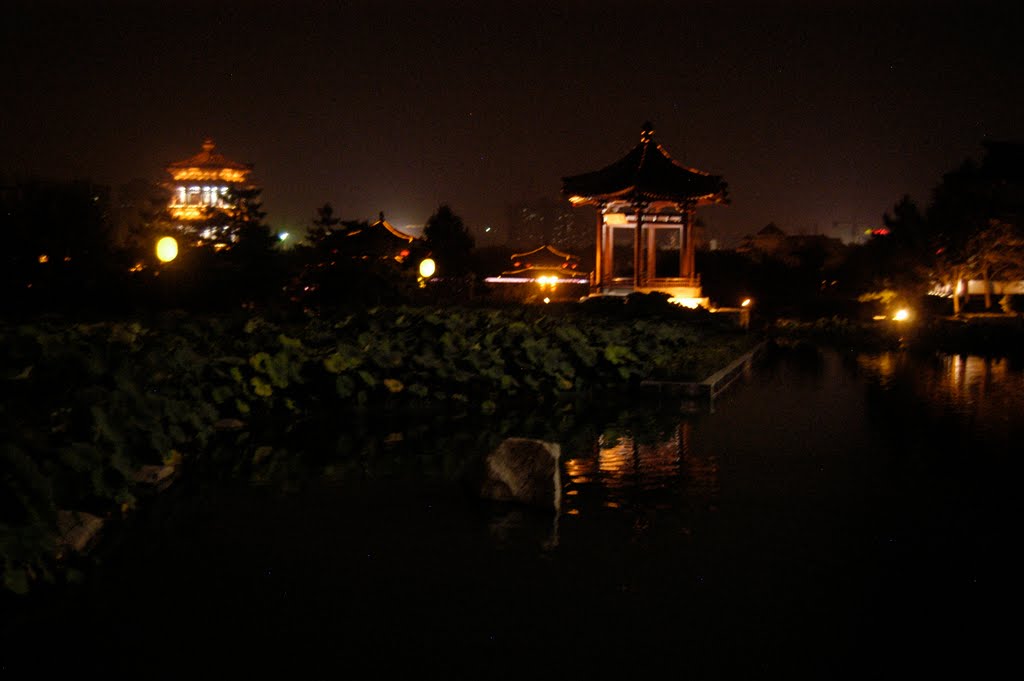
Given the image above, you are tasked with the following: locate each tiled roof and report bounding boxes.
[562,123,728,206]
[167,139,253,171]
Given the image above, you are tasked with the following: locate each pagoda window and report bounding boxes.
[174,187,186,206]
[187,186,201,205]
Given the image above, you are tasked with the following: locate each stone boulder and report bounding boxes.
[478,437,561,513]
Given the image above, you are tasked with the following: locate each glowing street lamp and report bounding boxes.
[156,236,179,263]
[419,258,436,278]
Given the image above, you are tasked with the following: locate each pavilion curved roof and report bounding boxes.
[167,138,253,172]
[562,123,728,207]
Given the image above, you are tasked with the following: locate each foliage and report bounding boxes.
[0,305,755,594]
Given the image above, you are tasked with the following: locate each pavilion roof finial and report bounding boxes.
[640,122,655,144]
[202,138,215,152]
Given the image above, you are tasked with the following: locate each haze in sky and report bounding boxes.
[3,0,1022,246]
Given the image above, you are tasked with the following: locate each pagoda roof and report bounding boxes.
[167,138,253,172]
[510,244,578,262]
[562,123,728,206]
[757,222,786,236]
[344,212,419,255]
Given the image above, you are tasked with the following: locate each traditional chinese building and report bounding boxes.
[562,123,728,306]
[166,138,254,247]
[501,244,582,278]
[343,212,424,263]
[484,244,588,303]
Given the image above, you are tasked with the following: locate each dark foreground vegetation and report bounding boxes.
[0,297,754,596]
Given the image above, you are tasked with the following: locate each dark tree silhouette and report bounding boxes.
[424,204,475,276]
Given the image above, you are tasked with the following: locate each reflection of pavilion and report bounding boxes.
[562,123,728,307]
[562,422,719,511]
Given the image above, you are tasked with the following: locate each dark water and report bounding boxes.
[2,348,1019,678]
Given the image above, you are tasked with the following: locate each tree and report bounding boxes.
[966,219,1024,309]
[308,202,343,243]
[925,142,1024,311]
[424,204,475,276]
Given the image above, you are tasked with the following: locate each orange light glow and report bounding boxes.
[419,258,436,278]
[171,168,248,183]
[156,236,178,263]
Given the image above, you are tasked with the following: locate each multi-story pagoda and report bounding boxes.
[166,138,254,247]
[562,123,728,306]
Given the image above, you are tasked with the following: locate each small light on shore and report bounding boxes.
[893,308,910,321]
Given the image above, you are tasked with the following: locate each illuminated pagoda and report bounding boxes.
[562,122,728,307]
[166,138,254,248]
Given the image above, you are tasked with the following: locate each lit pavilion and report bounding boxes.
[562,123,728,306]
[166,138,254,247]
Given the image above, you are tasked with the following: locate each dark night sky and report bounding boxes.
[3,0,1022,246]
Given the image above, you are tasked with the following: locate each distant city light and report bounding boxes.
[278,231,289,241]
[893,308,910,321]
[741,298,752,307]
[536,275,558,289]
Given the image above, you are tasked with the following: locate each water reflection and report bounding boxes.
[5,348,1019,677]
[857,351,1024,453]
[562,422,719,514]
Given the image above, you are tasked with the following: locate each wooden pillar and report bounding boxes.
[646,221,656,283]
[680,205,695,281]
[593,205,604,292]
[633,205,644,289]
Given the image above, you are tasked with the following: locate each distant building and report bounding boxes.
[484,244,588,303]
[505,196,587,251]
[165,139,254,248]
[736,223,847,269]
[343,212,424,263]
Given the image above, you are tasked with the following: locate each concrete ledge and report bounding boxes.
[640,341,767,403]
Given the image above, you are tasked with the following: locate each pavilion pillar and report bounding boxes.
[633,205,644,289]
[593,206,604,292]
[679,205,695,281]
[646,219,656,283]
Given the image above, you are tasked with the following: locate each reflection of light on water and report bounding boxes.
[562,422,719,515]
[859,351,1024,440]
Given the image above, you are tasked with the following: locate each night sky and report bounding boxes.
[3,0,1022,246]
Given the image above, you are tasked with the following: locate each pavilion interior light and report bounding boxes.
[667,296,705,309]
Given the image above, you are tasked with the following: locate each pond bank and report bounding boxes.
[1,303,758,596]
